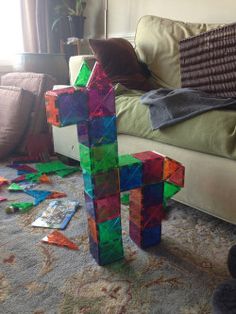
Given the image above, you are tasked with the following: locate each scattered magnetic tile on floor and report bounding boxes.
[25,173,42,183]
[35,160,73,174]
[55,167,81,177]
[7,164,37,173]
[32,200,80,229]
[47,191,67,199]
[11,175,26,183]
[39,174,51,184]
[8,183,24,192]
[5,202,34,214]
[0,176,9,186]
[24,189,52,205]
[0,197,7,202]
[42,230,79,250]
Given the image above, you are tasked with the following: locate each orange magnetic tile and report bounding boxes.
[0,176,9,186]
[45,94,60,126]
[47,191,67,199]
[88,216,98,244]
[168,165,185,187]
[163,157,182,180]
[39,174,51,184]
[42,230,79,250]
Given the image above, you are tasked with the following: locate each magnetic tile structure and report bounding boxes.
[45,61,185,265]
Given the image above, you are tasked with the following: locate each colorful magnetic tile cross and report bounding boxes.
[45,61,185,265]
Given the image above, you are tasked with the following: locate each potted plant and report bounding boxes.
[52,0,87,39]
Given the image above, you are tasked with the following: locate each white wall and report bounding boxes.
[106,0,236,37]
[86,0,236,39]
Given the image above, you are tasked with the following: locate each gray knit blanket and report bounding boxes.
[141,88,236,129]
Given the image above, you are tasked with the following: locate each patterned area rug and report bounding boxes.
[0,161,236,314]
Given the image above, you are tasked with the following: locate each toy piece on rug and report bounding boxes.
[5,202,34,214]
[24,173,51,184]
[56,167,81,177]
[0,176,9,186]
[8,183,24,192]
[24,173,42,182]
[11,175,26,183]
[0,197,7,202]
[39,173,51,184]
[7,164,37,174]
[42,230,79,250]
[35,160,80,177]
[24,189,52,205]
[47,191,67,199]
[19,182,38,190]
[31,200,80,229]
[12,173,51,184]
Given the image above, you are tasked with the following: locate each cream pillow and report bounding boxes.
[135,15,224,89]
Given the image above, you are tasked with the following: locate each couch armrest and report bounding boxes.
[69,55,95,85]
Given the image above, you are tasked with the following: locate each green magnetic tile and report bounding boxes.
[55,167,80,177]
[25,173,41,182]
[10,202,34,213]
[98,217,122,244]
[100,245,124,264]
[164,182,181,201]
[74,61,92,87]
[8,183,24,191]
[99,239,124,265]
[36,160,71,173]
[79,142,118,174]
[118,154,142,167]
[79,144,92,172]
[121,193,130,205]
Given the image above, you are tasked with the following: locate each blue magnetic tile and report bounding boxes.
[90,116,117,146]
[119,164,142,192]
[143,182,164,207]
[58,90,88,126]
[77,116,117,147]
[142,225,162,248]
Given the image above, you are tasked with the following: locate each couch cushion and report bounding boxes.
[0,86,34,160]
[135,15,224,89]
[89,38,152,91]
[115,84,236,160]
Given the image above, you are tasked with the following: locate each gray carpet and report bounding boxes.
[0,161,236,314]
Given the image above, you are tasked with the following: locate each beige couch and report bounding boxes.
[53,15,236,225]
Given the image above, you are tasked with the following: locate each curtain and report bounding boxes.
[20,0,61,53]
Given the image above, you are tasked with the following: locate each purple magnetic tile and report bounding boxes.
[88,87,115,118]
[58,90,88,126]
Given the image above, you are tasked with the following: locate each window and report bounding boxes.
[0,0,23,63]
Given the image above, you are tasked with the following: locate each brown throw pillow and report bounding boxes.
[0,86,34,160]
[89,38,152,91]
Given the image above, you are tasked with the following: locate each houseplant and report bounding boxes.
[52,0,87,39]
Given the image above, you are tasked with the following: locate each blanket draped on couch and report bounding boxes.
[141,88,236,129]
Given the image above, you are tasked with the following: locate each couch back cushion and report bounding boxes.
[0,86,34,160]
[135,15,224,89]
